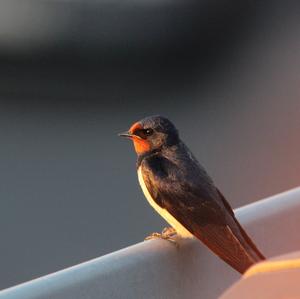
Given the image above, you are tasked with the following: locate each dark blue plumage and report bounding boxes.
[120,115,265,274]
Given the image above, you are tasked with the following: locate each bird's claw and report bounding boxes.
[145,227,178,247]
[161,227,177,237]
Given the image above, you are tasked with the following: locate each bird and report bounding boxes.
[119,115,265,274]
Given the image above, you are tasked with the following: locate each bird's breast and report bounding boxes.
[137,167,193,238]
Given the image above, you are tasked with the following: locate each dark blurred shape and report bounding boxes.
[0,0,257,103]
[1,0,300,291]
[0,0,253,60]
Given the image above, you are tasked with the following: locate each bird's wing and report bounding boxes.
[141,155,264,273]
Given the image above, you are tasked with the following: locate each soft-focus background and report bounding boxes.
[1,0,300,290]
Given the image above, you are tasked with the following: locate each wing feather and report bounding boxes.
[141,153,265,273]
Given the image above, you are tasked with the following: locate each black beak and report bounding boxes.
[118,131,133,138]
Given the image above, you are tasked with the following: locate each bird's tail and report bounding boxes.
[195,216,265,274]
[233,215,265,261]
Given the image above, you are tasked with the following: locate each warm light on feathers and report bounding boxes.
[129,122,151,154]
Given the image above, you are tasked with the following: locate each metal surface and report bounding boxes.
[0,187,300,299]
[220,251,300,299]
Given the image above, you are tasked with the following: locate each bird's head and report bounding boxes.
[119,115,179,155]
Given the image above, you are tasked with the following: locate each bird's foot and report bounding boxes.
[161,227,177,237]
[145,227,178,246]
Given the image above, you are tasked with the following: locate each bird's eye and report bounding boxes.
[134,128,153,139]
[144,128,153,136]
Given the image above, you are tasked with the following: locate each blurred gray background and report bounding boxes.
[1,0,300,290]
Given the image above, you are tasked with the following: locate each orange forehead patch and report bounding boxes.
[129,122,142,134]
[128,121,151,154]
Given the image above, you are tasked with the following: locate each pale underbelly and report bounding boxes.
[138,167,193,238]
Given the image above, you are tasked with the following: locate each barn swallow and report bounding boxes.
[119,115,265,274]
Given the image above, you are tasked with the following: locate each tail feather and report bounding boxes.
[211,189,265,272]
[232,215,265,261]
[194,219,265,274]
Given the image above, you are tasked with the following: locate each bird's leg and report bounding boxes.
[145,227,178,246]
[161,227,177,237]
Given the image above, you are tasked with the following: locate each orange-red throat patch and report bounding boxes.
[129,122,151,155]
[132,138,151,155]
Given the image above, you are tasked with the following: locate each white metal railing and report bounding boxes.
[1,187,300,299]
